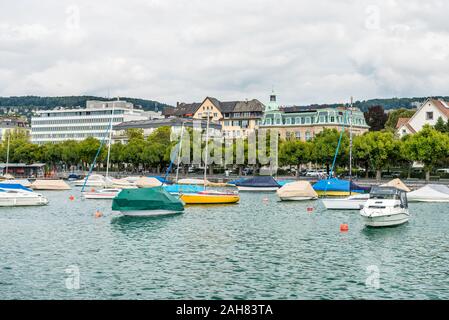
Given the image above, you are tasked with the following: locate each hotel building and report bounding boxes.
[260,93,369,140]
[31,100,149,144]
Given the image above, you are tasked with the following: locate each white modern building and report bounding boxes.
[31,100,149,144]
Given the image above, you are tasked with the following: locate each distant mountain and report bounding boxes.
[0,95,173,120]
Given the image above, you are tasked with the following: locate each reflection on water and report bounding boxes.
[1,189,449,299]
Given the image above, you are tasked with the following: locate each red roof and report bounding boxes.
[396,117,411,129]
[431,99,449,118]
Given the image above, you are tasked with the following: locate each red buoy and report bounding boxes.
[69,195,75,201]
[307,207,314,213]
[94,211,103,218]
[340,224,349,232]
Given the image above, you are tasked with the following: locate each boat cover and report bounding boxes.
[381,178,411,192]
[277,181,318,198]
[31,180,71,190]
[151,176,172,184]
[277,180,296,186]
[112,186,184,212]
[164,184,204,194]
[0,183,32,192]
[0,179,32,187]
[313,178,370,193]
[177,178,210,185]
[234,176,281,188]
[135,177,162,188]
[407,184,449,202]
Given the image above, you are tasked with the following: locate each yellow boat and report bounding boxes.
[316,190,362,197]
[180,191,240,204]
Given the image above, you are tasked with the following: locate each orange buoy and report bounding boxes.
[91,188,96,192]
[69,195,75,201]
[94,211,103,218]
[340,223,349,232]
[307,207,314,213]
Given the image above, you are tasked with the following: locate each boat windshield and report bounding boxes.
[371,193,398,200]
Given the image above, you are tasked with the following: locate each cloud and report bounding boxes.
[0,0,449,106]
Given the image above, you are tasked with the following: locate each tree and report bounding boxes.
[434,117,448,133]
[385,108,416,131]
[279,139,312,176]
[364,105,388,131]
[353,131,399,182]
[403,125,449,182]
[311,129,348,175]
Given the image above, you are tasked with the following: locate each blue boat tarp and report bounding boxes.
[228,178,246,185]
[164,184,204,194]
[150,176,172,184]
[235,176,280,188]
[0,183,32,192]
[313,178,370,193]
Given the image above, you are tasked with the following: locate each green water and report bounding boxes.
[1,189,449,299]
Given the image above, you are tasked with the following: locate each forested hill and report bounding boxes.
[0,96,172,118]
[304,96,449,112]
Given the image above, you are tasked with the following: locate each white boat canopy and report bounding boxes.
[277,181,318,199]
[177,178,211,185]
[31,180,71,190]
[407,184,449,202]
[381,178,411,192]
[135,177,163,188]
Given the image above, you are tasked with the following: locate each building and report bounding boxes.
[31,99,149,144]
[396,98,449,138]
[112,118,222,144]
[0,163,45,178]
[163,97,264,138]
[260,93,369,140]
[0,116,30,141]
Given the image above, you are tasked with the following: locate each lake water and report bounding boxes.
[1,189,449,300]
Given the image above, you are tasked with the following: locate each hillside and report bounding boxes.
[0,96,173,120]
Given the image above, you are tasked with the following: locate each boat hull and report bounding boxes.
[83,193,119,199]
[279,196,317,201]
[180,193,240,204]
[316,190,362,197]
[237,186,279,192]
[360,210,409,227]
[322,199,367,210]
[121,210,183,217]
[0,196,49,207]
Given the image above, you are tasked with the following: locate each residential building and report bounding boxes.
[163,97,264,138]
[260,93,369,140]
[0,116,30,141]
[31,99,148,144]
[112,118,222,144]
[396,98,448,138]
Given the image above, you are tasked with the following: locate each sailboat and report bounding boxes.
[178,116,240,205]
[320,98,370,210]
[82,104,122,200]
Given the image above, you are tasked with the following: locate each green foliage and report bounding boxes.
[434,117,449,133]
[385,108,416,131]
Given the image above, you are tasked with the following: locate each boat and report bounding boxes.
[31,179,71,190]
[322,193,370,210]
[164,184,204,195]
[174,117,240,204]
[104,177,137,189]
[360,186,410,227]
[180,190,240,204]
[0,179,32,188]
[407,184,449,202]
[313,178,370,197]
[135,177,163,188]
[0,184,49,207]
[112,186,184,217]
[277,181,318,201]
[381,178,411,192]
[74,174,106,187]
[235,176,281,192]
[83,188,121,199]
[67,173,82,181]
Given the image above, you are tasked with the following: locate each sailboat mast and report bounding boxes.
[203,112,210,190]
[106,104,115,178]
[5,133,10,175]
[175,122,185,183]
[349,97,353,195]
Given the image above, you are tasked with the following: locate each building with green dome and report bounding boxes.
[260,93,369,141]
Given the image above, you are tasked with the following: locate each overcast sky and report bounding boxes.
[1,0,449,106]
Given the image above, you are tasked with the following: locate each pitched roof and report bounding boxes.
[431,99,449,118]
[396,117,411,129]
[170,97,265,116]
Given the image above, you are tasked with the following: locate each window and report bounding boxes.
[214,113,218,118]
[305,117,311,124]
[330,116,335,123]
[266,118,272,125]
[286,118,292,125]
[295,132,301,139]
[305,131,311,141]
[426,112,434,120]
[295,117,300,124]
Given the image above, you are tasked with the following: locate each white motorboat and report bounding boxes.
[322,194,370,210]
[0,185,49,207]
[360,186,410,227]
[74,174,106,187]
[83,188,121,200]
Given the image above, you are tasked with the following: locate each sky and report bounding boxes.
[1,0,449,106]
